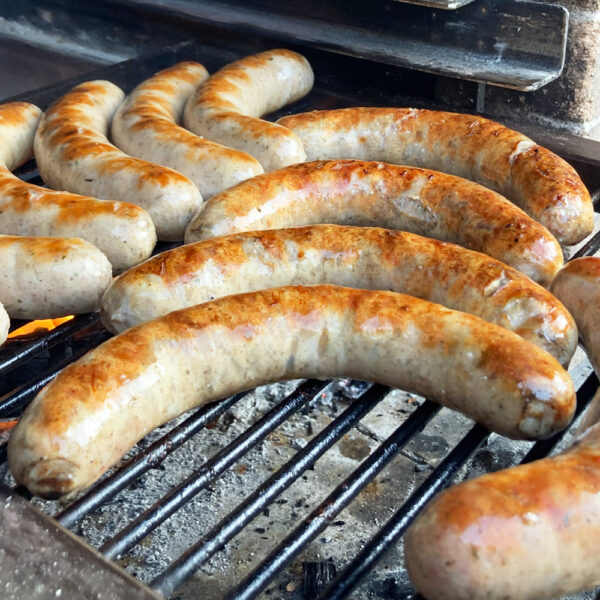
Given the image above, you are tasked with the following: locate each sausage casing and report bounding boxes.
[183,49,313,171]
[34,80,202,241]
[0,301,8,346]
[184,160,563,286]
[102,225,576,365]
[278,108,593,245]
[405,258,600,600]
[0,101,156,272]
[0,235,112,319]
[9,286,574,497]
[112,61,263,200]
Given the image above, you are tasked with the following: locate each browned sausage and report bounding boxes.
[0,101,156,272]
[278,108,593,245]
[184,160,563,286]
[405,257,600,600]
[101,225,576,365]
[184,49,313,171]
[111,61,263,199]
[9,286,574,498]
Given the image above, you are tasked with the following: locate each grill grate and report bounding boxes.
[1,42,600,600]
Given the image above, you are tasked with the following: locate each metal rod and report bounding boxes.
[0,330,110,418]
[320,423,488,600]
[56,392,248,528]
[99,379,327,560]
[0,313,99,378]
[150,384,393,598]
[228,400,442,600]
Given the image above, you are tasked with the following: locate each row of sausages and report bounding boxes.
[0,48,596,345]
[2,48,599,600]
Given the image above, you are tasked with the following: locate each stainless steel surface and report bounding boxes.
[394,0,476,9]
[110,0,568,91]
[0,484,161,600]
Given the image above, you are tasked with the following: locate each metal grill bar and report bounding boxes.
[0,313,99,377]
[150,384,397,598]
[0,330,110,418]
[319,423,488,600]
[99,379,329,559]
[227,400,443,600]
[56,392,249,528]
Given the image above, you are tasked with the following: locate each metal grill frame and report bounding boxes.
[1,40,600,600]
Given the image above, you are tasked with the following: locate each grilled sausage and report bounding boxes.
[183,49,313,171]
[278,108,593,245]
[101,225,576,366]
[112,62,263,200]
[0,301,8,346]
[551,257,600,376]
[405,421,600,600]
[9,285,575,498]
[184,160,563,287]
[404,258,600,600]
[0,102,156,273]
[34,81,202,241]
[0,235,112,319]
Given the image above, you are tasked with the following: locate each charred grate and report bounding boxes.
[1,43,600,600]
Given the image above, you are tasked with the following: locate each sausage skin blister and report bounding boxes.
[0,235,112,319]
[0,102,156,273]
[101,225,576,366]
[184,160,563,286]
[278,108,593,245]
[9,285,574,498]
[405,257,600,600]
[34,81,201,241]
[112,62,263,200]
[0,302,8,346]
[183,49,313,171]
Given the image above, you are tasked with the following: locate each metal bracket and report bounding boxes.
[0,485,161,600]
[113,0,569,91]
[394,0,476,9]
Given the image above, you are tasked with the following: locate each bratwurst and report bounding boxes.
[278,108,593,245]
[34,80,201,240]
[184,49,313,171]
[0,235,112,319]
[0,302,8,347]
[184,160,563,286]
[10,286,574,498]
[0,102,156,273]
[101,225,576,366]
[112,61,263,200]
[404,257,600,600]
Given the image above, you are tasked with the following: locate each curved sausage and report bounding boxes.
[0,301,8,347]
[404,258,600,600]
[405,422,600,600]
[34,80,202,241]
[0,102,156,273]
[101,225,576,366]
[184,160,563,287]
[551,257,600,375]
[112,62,263,200]
[0,235,112,319]
[9,285,574,497]
[278,108,593,245]
[183,49,313,171]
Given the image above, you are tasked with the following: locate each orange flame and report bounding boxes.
[8,316,74,338]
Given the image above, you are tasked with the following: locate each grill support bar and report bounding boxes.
[227,400,443,600]
[100,379,329,559]
[150,384,395,598]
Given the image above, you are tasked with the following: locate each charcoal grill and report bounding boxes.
[2,1,600,599]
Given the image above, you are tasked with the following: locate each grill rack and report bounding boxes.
[1,43,600,600]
